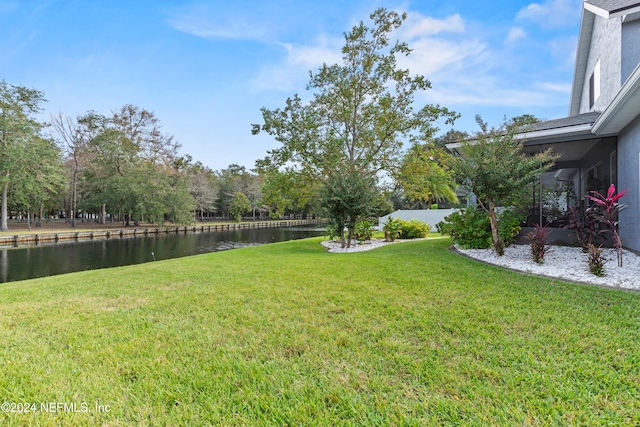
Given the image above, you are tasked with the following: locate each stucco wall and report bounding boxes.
[622,19,640,84]
[580,15,621,113]
[618,116,640,252]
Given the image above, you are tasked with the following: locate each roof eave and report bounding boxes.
[585,2,640,19]
[444,123,595,152]
[518,123,594,144]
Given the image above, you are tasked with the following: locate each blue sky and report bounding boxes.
[1,0,583,171]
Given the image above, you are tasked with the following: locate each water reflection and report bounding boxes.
[0,226,324,283]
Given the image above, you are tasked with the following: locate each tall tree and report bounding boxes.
[177,157,218,222]
[433,129,470,150]
[252,8,457,245]
[50,112,90,228]
[260,168,318,219]
[395,143,459,207]
[10,136,66,229]
[0,80,46,231]
[455,118,557,255]
[229,192,251,222]
[80,105,190,226]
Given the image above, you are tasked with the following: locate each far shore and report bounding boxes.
[0,218,320,237]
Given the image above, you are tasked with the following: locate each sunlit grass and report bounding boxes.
[0,237,639,425]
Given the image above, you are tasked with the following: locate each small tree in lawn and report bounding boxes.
[320,171,378,248]
[229,192,251,222]
[455,118,558,255]
[588,184,627,267]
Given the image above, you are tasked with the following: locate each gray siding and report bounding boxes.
[622,19,640,83]
[580,15,622,113]
[618,115,640,252]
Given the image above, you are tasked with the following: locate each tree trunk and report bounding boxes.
[1,183,8,232]
[71,169,77,228]
[346,227,354,248]
[27,208,31,231]
[488,202,503,255]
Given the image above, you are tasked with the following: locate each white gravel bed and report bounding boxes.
[320,238,401,253]
[456,244,640,290]
[320,237,441,253]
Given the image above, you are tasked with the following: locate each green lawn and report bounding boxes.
[1,237,639,426]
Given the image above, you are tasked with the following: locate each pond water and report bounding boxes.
[0,225,325,283]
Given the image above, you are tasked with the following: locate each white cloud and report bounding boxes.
[537,82,572,93]
[506,27,527,44]
[252,34,343,92]
[426,81,565,108]
[399,13,465,39]
[396,37,488,78]
[517,0,582,28]
[167,5,268,41]
[282,35,343,70]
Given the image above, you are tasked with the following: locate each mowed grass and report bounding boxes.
[1,238,639,426]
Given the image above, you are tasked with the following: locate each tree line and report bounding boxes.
[0,85,323,231]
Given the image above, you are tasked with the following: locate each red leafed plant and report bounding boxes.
[587,184,627,267]
[526,223,552,264]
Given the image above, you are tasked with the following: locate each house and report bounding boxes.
[451,0,640,252]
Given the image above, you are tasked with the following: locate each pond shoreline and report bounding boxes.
[0,219,324,248]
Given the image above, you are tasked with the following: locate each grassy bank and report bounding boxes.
[1,238,639,425]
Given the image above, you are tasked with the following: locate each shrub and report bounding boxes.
[324,221,343,241]
[437,208,491,249]
[564,205,600,252]
[497,207,524,247]
[527,224,551,264]
[586,244,606,277]
[588,184,627,267]
[436,219,453,236]
[354,218,375,242]
[398,218,430,239]
[383,217,402,242]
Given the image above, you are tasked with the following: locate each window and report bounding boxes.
[590,59,601,109]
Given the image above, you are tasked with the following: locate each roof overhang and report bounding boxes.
[522,138,603,163]
[444,113,605,163]
[584,1,640,19]
[445,124,593,151]
[517,123,594,145]
[592,62,640,134]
